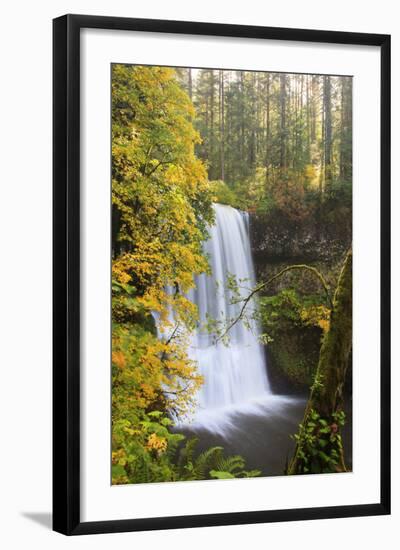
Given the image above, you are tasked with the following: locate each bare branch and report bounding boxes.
[218,264,333,342]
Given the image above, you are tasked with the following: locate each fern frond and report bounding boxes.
[194,446,224,480]
[214,454,245,474]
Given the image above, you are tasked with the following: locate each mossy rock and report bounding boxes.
[266,325,322,392]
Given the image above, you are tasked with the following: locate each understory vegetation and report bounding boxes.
[259,289,330,389]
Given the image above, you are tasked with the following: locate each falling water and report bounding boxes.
[182,203,272,427]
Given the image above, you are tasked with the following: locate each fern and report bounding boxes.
[193,446,224,480]
[175,437,197,480]
[214,454,245,474]
[174,438,261,481]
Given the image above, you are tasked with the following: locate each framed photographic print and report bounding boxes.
[53,14,391,535]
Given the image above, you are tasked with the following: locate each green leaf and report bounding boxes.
[147,411,163,418]
[112,465,126,478]
[243,469,261,478]
[209,470,235,479]
[161,417,173,426]
[318,451,331,463]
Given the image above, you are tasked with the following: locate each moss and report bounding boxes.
[259,289,327,391]
[288,249,352,474]
[267,326,322,391]
[312,249,352,415]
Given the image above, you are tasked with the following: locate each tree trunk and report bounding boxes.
[306,75,311,163]
[288,249,352,475]
[310,75,318,143]
[249,72,257,168]
[219,70,225,181]
[279,73,287,171]
[209,70,215,179]
[323,75,333,187]
[265,73,271,184]
[240,71,245,165]
[188,69,192,100]
[340,78,352,182]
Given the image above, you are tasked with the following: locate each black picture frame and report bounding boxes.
[53,14,391,536]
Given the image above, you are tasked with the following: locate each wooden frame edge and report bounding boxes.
[53,14,391,535]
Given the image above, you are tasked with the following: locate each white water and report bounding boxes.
[181,203,273,429]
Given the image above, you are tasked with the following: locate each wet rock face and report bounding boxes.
[266,325,323,394]
[247,209,351,393]
[249,210,351,285]
[249,213,351,294]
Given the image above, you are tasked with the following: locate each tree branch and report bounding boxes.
[219,264,333,342]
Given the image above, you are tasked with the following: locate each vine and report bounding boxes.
[288,401,346,475]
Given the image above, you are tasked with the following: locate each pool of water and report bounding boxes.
[176,395,352,477]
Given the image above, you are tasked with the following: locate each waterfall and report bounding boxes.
[183,203,271,426]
